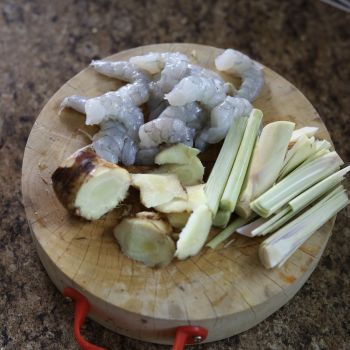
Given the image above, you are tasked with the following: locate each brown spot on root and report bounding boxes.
[51,149,98,210]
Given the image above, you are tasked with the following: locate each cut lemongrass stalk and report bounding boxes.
[282,135,310,167]
[249,207,290,237]
[259,187,349,269]
[290,127,318,143]
[250,151,343,217]
[288,165,350,212]
[236,217,267,237]
[221,109,263,212]
[288,139,331,170]
[205,117,247,216]
[259,185,344,236]
[262,185,344,244]
[213,210,232,228]
[206,217,249,249]
[278,136,316,179]
[315,139,331,151]
[236,121,295,218]
[223,238,236,248]
[301,149,330,166]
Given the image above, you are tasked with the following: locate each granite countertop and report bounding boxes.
[0,0,349,349]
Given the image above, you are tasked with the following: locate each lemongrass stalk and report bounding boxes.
[205,117,247,216]
[262,185,344,243]
[236,121,295,218]
[282,135,310,167]
[250,151,343,217]
[206,217,249,249]
[236,217,267,237]
[213,210,232,228]
[245,207,290,237]
[289,139,331,169]
[259,188,349,269]
[288,165,350,212]
[221,109,263,212]
[278,136,316,179]
[315,139,331,151]
[257,185,344,236]
[301,149,330,166]
[290,127,318,143]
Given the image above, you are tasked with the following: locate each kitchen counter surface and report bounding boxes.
[0,0,349,349]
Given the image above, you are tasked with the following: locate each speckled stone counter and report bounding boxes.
[0,0,349,349]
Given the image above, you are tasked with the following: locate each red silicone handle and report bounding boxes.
[64,287,208,350]
[172,326,208,350]
[64,288,107,350]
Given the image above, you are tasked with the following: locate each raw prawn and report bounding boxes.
[158,102,207,131]
[149,61,227,115]
[197,96,253,144]
[84,86,146,132]
[188,64,224,82]
[90,60,151,83]
[60,95,87,114]
[129,52,189,74]
[157,58,191,93]
[139,53,190,116]
[165,76,226,110]
[147,81,165,114]
[139,117,194,149]
[215,49,264,101]
[92,121,138,165]
[61,81,149,138]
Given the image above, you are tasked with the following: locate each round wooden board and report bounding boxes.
[22,44,335,345]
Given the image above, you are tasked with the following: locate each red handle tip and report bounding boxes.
[172,325,208,350]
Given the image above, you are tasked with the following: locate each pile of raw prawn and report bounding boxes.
[60,49,264,166]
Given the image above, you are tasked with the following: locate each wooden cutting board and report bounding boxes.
[22,43,335,345]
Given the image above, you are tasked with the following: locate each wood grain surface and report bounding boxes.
[21,43,335,345]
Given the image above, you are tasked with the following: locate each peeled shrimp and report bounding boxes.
[165,76,226,110]
[188,64,224,82]
[129,52,189,74]
[90,60,151,83]
[60,95,87,114]
[61,81,149,138]
[121,137,138,166]
[197,96,253,144]
[142,53,190,115]
[148,61,225,115]
[157,58,191,93]
[139,117,194,149]
[147,81,165,113]
[61,79,149,119]
[158,102,207,131]
[92,122,126,164]
[92,121,138,165]
[215,49,264,101]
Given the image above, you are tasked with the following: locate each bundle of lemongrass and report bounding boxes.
[206,109,349,268]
